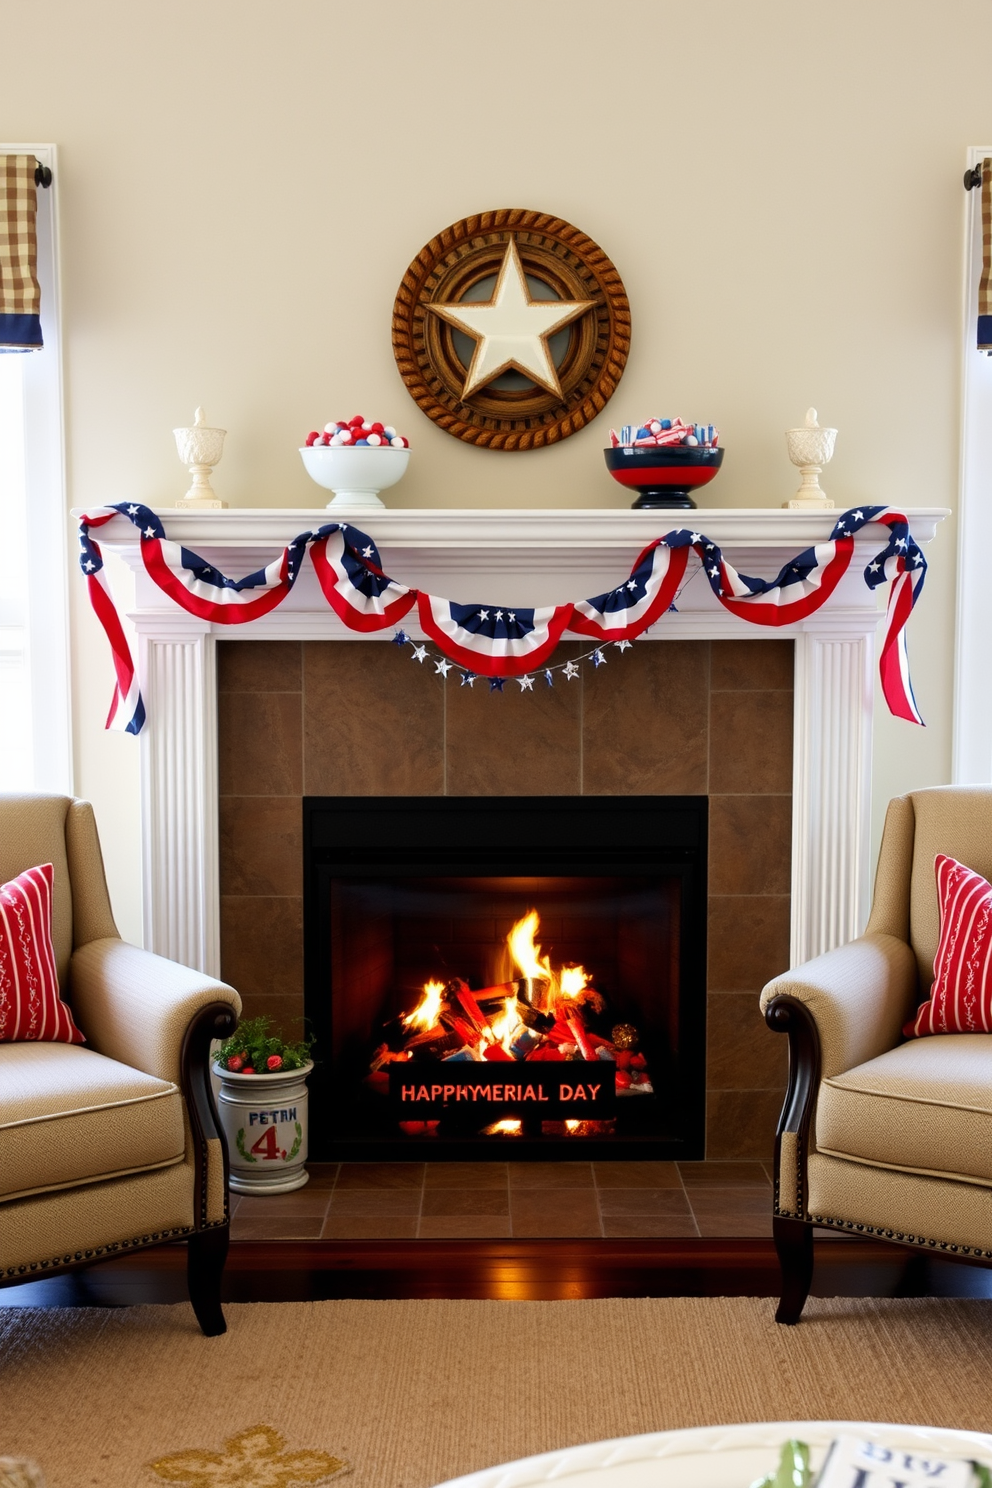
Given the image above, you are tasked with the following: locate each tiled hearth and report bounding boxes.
[229,1160,774,1240]
[218,636,793,1160]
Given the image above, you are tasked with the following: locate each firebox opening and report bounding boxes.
[304,797,707,1162]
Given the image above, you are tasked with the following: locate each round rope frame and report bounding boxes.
[392,209,630,451]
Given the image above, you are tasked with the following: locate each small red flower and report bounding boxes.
[267,1054,283,1071]
[241,1066,255,1075]
[227,1053,245,1071]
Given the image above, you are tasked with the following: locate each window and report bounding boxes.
[0,144,71,792]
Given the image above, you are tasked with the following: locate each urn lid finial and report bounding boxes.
[805,407,819,427]
[194,406,206,427]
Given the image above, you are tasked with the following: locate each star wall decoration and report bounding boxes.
[392,208,630,450]
[427,239,595,400]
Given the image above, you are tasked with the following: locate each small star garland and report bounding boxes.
[390,628,635,689]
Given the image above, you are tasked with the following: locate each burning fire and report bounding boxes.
[402,978,445,1033]
[368,908,653,1125]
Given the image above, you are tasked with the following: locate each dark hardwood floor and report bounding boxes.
[6,1236,992,1308]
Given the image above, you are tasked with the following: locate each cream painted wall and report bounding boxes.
[6,0,977,948]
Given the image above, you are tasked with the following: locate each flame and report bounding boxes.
[565,1119,581,1132]
[488,996,523,1055]
[402,978,445,1033]
[559,966,590,1000]
[507,911,552,984]
[505,911,590,1012]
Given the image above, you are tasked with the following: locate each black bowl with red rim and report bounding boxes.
[604,444,724,509]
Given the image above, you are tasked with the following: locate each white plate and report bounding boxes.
[433,1421,992,1488]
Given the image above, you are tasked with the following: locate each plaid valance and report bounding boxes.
[0,154,42,351]
[979,157,992,353]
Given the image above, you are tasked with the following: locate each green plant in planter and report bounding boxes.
[214,1016,314,1075]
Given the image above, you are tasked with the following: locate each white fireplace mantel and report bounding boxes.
[80,504,948,981]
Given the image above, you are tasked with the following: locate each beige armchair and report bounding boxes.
[760,785,992,1322]
[0,794,241,1334]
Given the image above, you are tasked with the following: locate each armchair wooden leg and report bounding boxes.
[187,1226,229,1336]
[773,1214,814,1324]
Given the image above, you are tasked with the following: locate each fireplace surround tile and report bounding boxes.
[704,1089,786,1161]
[333,1162,425,1189]
[706,897,791,991]
[708,795,792,897]
[218,640,302,693]
[596,1189,692,1217]
[508,1162,594,1189]
[710,639,793,691]
[219,895,303,1020]
[445,657,582,795]
[303,642,444,797]
[421,1189,510,1217]
[424,1163,509,1189]
[508,1189,602,1236]
[219,691,303,797]
[219,796,302,897]
[592,1162,682,1189]
[706,992,788,1089]
[708,691,794,795]
[581,642,709,796]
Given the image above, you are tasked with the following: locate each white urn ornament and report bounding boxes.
[784,408,836,510]
[174,406,228,509]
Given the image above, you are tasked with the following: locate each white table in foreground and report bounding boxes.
[433,1421,992,1488]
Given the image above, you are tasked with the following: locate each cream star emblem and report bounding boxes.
[428,238,595,399]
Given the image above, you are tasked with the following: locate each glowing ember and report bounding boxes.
[482,1118,523,1136]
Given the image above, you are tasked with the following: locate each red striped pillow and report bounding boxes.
[0,863,84,1043]
[906,854,992,1036]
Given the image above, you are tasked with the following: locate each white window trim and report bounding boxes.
[954,145,992,785]
[1,143,71,793]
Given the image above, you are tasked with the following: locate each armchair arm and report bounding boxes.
[759,932,917,1080]
[68,937,241,1086]
[760,933,917,1218]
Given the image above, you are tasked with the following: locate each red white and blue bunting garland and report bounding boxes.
[78,502,927,735]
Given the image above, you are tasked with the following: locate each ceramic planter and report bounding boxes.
[215,1061,313,1194]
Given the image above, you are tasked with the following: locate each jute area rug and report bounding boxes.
[2,1297,991,1488]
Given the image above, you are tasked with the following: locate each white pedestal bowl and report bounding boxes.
[300,445,410,508]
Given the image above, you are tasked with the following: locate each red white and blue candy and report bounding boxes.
[609,417,719,449]
[305,415,410,450]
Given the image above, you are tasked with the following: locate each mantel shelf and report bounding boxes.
[72,505,950,551]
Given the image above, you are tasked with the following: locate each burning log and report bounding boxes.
[566,1014,596,1062]
[515,998,556,1033]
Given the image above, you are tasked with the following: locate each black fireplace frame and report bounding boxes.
[303,796,708,1162]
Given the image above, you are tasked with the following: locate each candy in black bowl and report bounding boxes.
[604,444,724,509]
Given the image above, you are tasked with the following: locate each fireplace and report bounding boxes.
[303,797,707,1161]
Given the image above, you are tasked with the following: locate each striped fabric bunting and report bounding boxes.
[0,155,43,351]
[417,595,574,677]
[310,526,416,631]
[569,539,689,641]
[78,502,928,734]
